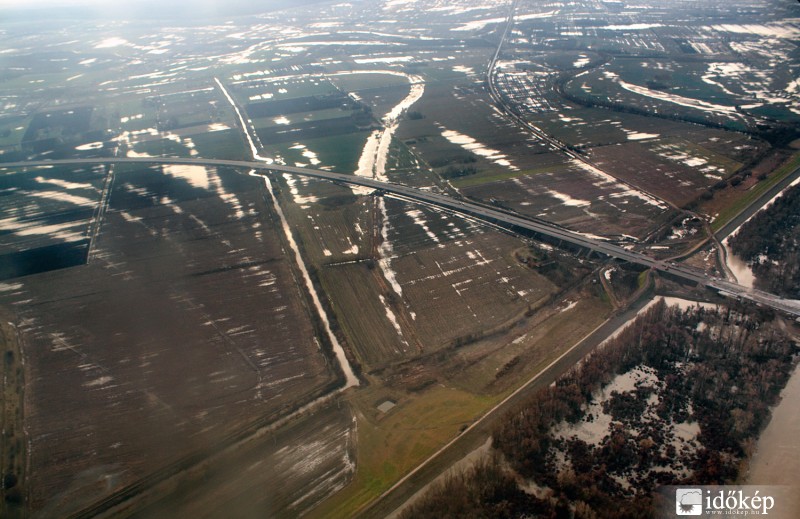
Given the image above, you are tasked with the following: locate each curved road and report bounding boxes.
[484,0,683,230]
[2,156,799,316]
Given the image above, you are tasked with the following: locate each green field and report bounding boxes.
[712,151,800,231]
[451,163,569,189]
[129,138,190,157]
[0,116,29,148]
[309,384,494,519]
[235,77,339,101]
[262,130,371,173]
[188,129,248,160]
[251,107,355,128]
[329,73,412,92]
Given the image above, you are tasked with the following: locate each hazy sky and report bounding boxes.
[0,0,238,8]
[0,0,300,15]
[0,0,102,6]
[0,0,295,19]
[0,0,137,8]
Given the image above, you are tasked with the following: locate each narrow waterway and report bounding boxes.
[746,361,800,485]
[255,173,359,388]
[721,237,755,287]
[214,77,273,164]
[348,71,424,309]
[215,76,358,387]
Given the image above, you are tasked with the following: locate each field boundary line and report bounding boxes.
[368,306,634,517]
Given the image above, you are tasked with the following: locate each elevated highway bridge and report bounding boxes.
[3,156,799,317]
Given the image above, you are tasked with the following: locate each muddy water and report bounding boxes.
[746,361,800,485]
[722,237,756,288]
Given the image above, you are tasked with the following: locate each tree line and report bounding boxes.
[728,182,800,298]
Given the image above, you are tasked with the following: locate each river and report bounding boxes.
[724,175,800,485]
[746,361,800,485]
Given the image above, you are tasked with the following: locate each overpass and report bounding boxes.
[2,156,799,317]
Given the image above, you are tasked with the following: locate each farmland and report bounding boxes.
[1,0,799,517]
[0,163,342,515]
[131,400,355,519]
[232,61,620,518]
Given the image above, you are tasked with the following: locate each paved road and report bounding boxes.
[714,160,800,242]
[485,0,680,223]
[367,289,658,519]
[3,156,799,316]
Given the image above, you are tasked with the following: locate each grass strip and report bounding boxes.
[712,151,800,232]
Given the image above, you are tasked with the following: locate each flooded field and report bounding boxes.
[1,0,799,516]
[0,165,339,514]
[0,165,108,278]
[133,401,356,519]
[379,198,558,352]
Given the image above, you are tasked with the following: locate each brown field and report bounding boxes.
[0,165,339,514]
[274,176,562,370]
[389,79,682,240]
[131,401,355,519]
[320,262,409,369]
[383,139,445,190]
[587,135,750,208]
[394,80,554,173]
[0,310,25,519]
[461,160,669,239]
[277,175,373,265]
[266,161,613,517]
[4,3,796,519]
[589,142,710,207]
[450,289,612,395]
[525,108,758,155]
[383,198,559,351]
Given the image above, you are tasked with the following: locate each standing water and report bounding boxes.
[721,236,756,288]
[746,361,800,485]
[721,175,800,286]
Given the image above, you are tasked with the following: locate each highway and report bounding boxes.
[484,0,678,218]
[3,156,800,317]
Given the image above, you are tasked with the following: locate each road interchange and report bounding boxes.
[3,156,799,317]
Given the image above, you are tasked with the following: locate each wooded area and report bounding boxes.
[729,183,800,298]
